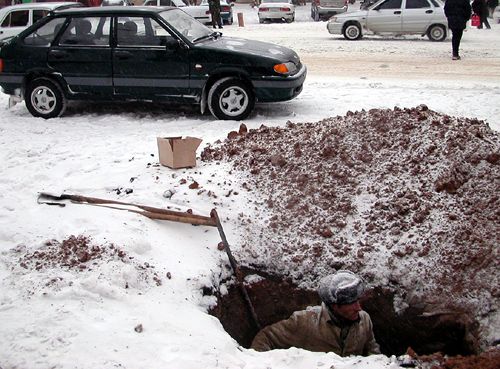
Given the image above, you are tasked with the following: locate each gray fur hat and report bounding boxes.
[317,270,365,305]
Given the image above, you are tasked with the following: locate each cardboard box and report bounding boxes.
[157,136,202,169]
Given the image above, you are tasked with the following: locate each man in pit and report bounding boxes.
[251,270,381,356]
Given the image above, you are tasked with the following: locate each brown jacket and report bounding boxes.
[251,303,380,356]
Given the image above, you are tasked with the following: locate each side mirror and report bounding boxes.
[165,37,181,51]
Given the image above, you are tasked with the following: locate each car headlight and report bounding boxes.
[273,62,297,75]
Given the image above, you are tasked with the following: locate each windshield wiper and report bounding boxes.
[192,32,221,43]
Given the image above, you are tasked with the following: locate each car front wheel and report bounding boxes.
[25,78,66,119]
[208,77,255,121]
[427,24,446,42]
[343,23,362,40]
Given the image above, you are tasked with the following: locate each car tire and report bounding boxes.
[427,24,446,42]
[25,78,66,119]
[208,77,254,121]
[343,23,362,40]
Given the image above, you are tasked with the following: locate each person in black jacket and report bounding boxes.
[444,0,472,60]
[472,0,491,29]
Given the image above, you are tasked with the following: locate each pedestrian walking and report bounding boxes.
[208,0,223,29]
[444,0,472,60]
[473,0,492,28]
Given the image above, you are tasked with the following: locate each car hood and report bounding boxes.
[333,9,368,19]
[199,36,300,63]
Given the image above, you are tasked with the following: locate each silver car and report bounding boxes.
[327,0,448,42]
[258,0,295,23]
[311,0,348,22]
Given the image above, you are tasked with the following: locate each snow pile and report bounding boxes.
[201,105,500,345]
[0,235,164,300]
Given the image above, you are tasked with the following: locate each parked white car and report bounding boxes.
[0,2,80,41]
[143,0,211,24]
[258,0,295,23]
[311,0,348,22]
[327,0,448,41]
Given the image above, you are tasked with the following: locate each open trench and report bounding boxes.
[208,267,480,357]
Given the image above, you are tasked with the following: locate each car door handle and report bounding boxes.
[49,50,69,59]
[115,51,133,60]
[394,10,401,14]
[425,9,433,13]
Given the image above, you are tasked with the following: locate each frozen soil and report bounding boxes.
[201,105,500,350]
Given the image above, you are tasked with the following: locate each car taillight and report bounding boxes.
[206,9,210,14]
[221,5,230,11]
[259,7,269,11]
[0,59,3,73]
[280,7,290,11]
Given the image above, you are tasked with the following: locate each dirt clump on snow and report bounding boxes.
[201,105,500,348]
[2,235,163,294]
[416,346,500,369]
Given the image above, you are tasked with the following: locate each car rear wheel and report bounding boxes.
[25,78,66,119]
[343,23,362,40]
[208,77,254,121]
[427,24,446,42]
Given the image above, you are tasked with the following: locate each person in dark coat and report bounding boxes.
[208,0,223,29]
[444,0,472,60]
[472,0,491,28]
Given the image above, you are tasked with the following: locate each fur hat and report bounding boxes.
[317,270,365,305]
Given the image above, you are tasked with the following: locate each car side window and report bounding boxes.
[405,0,430,9]
[1,10,29,27]
[375,0,402,10]
[59,17,110,46]
[117,16,173,47]
[33,9,50,24]
[23,17,66,46]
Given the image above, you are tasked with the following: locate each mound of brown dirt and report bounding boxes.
[201,106,499,347]
[11,235,163,286]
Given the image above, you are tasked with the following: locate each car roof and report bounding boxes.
[0,2,80,13]
[53,5,174,15]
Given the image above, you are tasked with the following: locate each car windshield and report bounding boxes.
[159,9,215,43]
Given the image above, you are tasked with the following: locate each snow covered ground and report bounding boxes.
[0,3,499,369]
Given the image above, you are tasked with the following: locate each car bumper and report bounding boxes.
[327,21,343,34]
[258,11,294,20]
[253,64,307,102]
[317,6,347,16]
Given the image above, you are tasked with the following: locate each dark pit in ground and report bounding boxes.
[208,268,479,357]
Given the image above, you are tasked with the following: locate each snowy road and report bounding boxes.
[225,3,500,81]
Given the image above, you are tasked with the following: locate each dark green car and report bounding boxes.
[0,6,306,120]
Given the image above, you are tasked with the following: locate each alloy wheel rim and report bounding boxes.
[220,86,248,117]
[31,86,56,115]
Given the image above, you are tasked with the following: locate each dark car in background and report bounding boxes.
[0,6,306,120]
